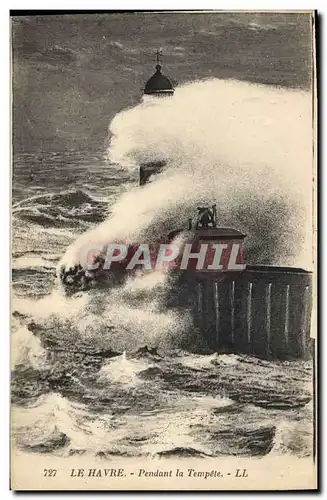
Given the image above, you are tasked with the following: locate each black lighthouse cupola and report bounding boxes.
[144,50,174,96]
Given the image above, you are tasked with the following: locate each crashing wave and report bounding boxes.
[13,189,107,228]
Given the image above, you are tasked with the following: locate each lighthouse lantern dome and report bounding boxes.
[143,51,174,96]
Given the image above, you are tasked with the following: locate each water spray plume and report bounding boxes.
[62,78,312,271]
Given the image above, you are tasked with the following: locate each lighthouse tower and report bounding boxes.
[140,50,175,185]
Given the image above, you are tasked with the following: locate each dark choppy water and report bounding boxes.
[11,151,313,459]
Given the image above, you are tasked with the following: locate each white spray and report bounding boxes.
[24,77,312,352]
[62,77,313,271]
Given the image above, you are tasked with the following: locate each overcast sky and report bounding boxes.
[12,12,313,152]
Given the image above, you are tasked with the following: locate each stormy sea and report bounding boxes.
[12,142,313,458]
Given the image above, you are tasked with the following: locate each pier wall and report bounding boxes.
[172,266,312,359]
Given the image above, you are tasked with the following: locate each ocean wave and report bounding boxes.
[12,393,88,454]
[156,447,212,458]
[12,189,108,228]
[12,255,58,272]
[11,351,313,458]
[178,352,240,371]
[210,424,276,457]
[12,392,137,456]
[98,352,154,388]
[271,419,313,457]
[11,319,48,371]
[13,189,97,209]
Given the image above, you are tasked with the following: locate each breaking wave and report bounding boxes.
[13,189,108,228]
[61,78,312,273]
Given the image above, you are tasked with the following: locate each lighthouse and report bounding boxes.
[140,50,175,185]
